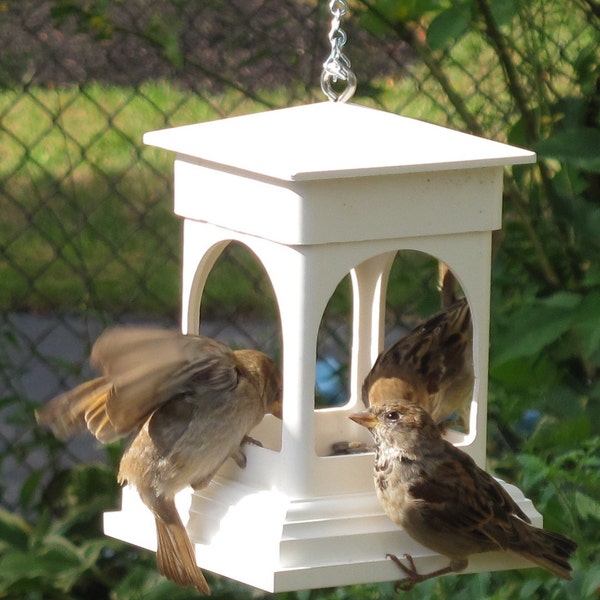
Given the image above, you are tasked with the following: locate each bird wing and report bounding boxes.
[363,299,472,417]
[36,377,113,441]
[37,328,240,443]
[94,327,239,436]
[409,440,531,549]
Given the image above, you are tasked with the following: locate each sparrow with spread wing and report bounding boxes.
[350,401,577,590]
[362,297,473,428]
[36,327,282,595]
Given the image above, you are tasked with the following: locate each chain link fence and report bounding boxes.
[0,0,597,514]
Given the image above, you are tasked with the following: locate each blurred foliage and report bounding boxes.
[1,0,599,598]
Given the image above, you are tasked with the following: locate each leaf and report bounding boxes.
[517,454,550,489]
[538,291,582,310]
[377,0,442,22]
[0,547,80,584]
[162,31,184,68]
[78,538,111,570]
[574,490,600,521]
[359,0,448,35]
[427,4,471,51]
[583,264,600,287]
[0,507,30,551]
[535,127,600,173]
[0,536,95,591]
[571,292,600,361]
[492,301,574,365]
[553,163,596,203]
[49,1,79,22]
[583,563,600,597]
[0,551,41,582]
[533,415,592,451]
[507,115,528,149]
[549,183,600,253]
[519,578,545,598]
[489,354,558,392]
[19,469,44,511]
[112,565,200,600]
[148,17,183,68]
[488,0,517,26]
[574,45,600,93]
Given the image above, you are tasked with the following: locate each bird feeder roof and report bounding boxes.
[144,101,535,182]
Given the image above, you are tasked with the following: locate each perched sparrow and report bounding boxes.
[350,401,577,590]
[362,298,473,428]
[36,327,282,595]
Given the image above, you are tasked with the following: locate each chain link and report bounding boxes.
[320,0,357,102]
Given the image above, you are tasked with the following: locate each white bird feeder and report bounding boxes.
[104,101,541,592]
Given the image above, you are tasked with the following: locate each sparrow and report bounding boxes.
[362,297,473,428]
[350,401,577,591]
[36,326,283,595]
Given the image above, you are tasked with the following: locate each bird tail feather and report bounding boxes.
[513,526,577,580]
[155,509,211,595]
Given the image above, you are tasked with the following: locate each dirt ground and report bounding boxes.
[1,0,410,92]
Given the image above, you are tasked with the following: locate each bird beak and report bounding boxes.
[349,410,377,429]
[270,399,283,420]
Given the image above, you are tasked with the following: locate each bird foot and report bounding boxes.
[387,553,467,592]
[242,435,263,447]
[387,553,423,591]
[231,437,264,469]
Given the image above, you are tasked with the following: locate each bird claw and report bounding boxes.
[395,579,417,593]
[386,552,468,591]
[231,437,264,469]
[242,435,263,448]
[231,448,247,469]
[386,553,421,592]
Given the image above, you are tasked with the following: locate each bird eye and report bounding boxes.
[384,411,400,421]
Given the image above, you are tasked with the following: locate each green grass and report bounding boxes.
[0,82,276,316]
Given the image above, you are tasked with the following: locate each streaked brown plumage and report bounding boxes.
[350,401,577,590]
[36,327,282,595]
[362,297,473,428]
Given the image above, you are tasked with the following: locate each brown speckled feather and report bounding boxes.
[350,401,577,587]
[362,298,473,426]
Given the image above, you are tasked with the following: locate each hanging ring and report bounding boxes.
[320,67,357,103]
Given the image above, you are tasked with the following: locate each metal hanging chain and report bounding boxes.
[321,0,357,103]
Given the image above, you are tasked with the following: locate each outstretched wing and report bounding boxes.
[37,327,239,443]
